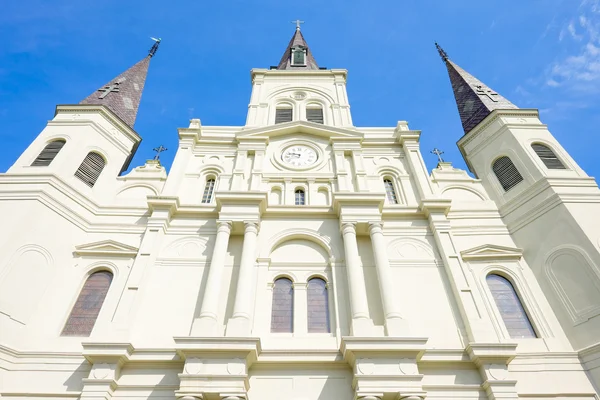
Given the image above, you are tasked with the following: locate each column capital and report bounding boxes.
[243,220,260,234]
[368,221,383,234]
[216,220,233,233]
[341,222,357,235]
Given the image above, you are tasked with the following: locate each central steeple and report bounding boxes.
[276,23,319,70]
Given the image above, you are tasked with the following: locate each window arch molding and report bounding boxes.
[263,228,336,261]
[543,244,600,324]
[527,140,569,170]
[376,168,405,205]
[478,265,550,339]
[440,185,487,201]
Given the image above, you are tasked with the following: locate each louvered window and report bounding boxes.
[61,271,113,336]
[307,278,330,333]
[307,108,324,124]
[74,152,105,187]
[487,274,537,339]
[492,156,523,192]
[292,48,306,66]
[295,189,305,205]
[201,178,216,204]
[31,139,66,166]
[275,108,293,124]
[271,278,293,333]
[532,144,566,170]
[384,178,399,204]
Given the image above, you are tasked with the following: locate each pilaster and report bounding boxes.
[174,337,261,400]
[395,126,434,202]
[341,337,428,400]
[467,343,519,400]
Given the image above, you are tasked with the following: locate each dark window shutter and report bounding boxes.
[532,144,566,169]
[306,108,324,124]
[275,108,293,124]
[61,271,113,337]
[487,274,536,339]
[31,140,66,166]
[75,152,106,187]
[271,278,293,333]
[492,156,524,192]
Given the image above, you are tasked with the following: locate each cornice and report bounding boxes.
[55,104,141,145]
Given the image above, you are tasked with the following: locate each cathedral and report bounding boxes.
[1,26,599,400]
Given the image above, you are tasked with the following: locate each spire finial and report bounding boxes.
[435,42,448,62]
[431,148,445,163]
[149,37,161,58]
[292,19,304,30]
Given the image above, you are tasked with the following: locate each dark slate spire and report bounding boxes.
[80,40,160,127]
[277,25,319,70]
[436,43,518,135]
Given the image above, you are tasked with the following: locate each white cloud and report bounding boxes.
[546,0,600,91]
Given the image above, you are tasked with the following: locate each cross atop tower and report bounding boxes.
[292,19,304,30]
[431,148,445,163]
[153,145,167,160]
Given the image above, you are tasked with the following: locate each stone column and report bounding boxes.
[341,222,373,336]
[226,221,259,336]
[191,220,232,336]
[368,222,409,336]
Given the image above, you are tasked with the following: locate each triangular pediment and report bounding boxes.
[75,240,139,257]
[237,121,363,142]
[460,244,523,262]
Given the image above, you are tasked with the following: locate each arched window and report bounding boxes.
[61,271,113,336]
[201,178,216,204]
[271,278,293,333]
[75,152,106,187]
[31,139,66,166]
[307,278,330,333]
[275,107,293,124]
[532,144,566,169]
[486,274,536,339]
[492,156,523,192]
[383,178,399,204]
[306,106,324,124]
[295,189,305,205]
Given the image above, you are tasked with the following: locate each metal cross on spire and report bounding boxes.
[435,42,449,62]
[431,148,445,163]
[153,145,167,160]
[149,37,161,58]
[292,19,305,30]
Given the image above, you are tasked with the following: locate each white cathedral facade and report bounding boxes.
[0,28,599,400]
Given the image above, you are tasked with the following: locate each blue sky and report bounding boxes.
[2,0,599,179]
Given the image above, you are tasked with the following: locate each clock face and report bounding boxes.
[281,145,318,168]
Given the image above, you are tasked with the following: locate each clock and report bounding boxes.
[281,145,318,168]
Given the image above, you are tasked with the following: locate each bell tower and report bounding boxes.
[439,43,600,362]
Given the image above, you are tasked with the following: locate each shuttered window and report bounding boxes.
[295,189,305,205]
[201,178,216,204]
[487,274,536,339]
[271,278,293,333]
[307,278,330,333]
[275,108,293,124]
[306,108,324,124]
[492,156,523,192]
[61,271,113,337]
[292,48,306,66]
[532,144,566,169]
[74,152,106,187]
[384,178,399,204]
[31,139,66,166]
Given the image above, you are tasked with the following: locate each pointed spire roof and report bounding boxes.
[277,26,319,70]
[436,43,518,135]
[80,41,160,127]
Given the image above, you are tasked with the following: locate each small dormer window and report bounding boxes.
[292,47,306,66]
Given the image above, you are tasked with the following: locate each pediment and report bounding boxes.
[237,121,363,142]
[74,240,139,257]
[460,244,523,262]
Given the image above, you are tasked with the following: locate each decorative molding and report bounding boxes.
[74,240,139,258]
[460,244,523,262]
